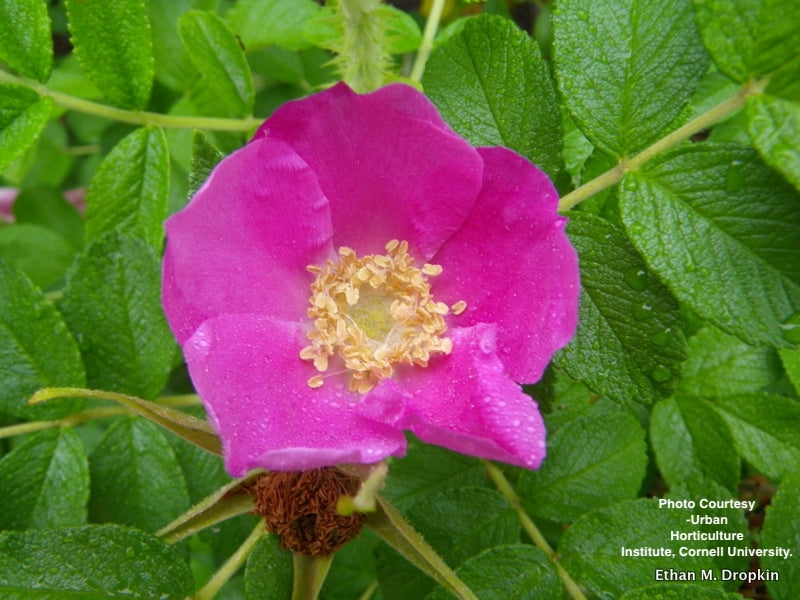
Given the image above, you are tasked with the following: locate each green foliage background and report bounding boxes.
[0,0,798,599]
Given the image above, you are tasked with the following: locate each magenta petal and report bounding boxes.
[433,146,579,383]
[162,137,334,344]
[258,83,483,259]
[182,314,407,474]
[396,324,547,469]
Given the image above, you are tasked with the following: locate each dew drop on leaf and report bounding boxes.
[651,365,672,383]
[725,160,745,192]
[623,266,648,291]
[631,302,653,320]
[651,328,673,347]
[780,311,800,344]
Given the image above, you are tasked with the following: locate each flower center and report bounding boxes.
[300,240,466,393]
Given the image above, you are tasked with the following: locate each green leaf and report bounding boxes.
[553,0,708,156]
[58,233,176,399]
[747,95,800,193]
[85,127,170,251]
[554,213,688,404]
[377,488,519,600]
[0,83,53,172]
[226,0,322,52]
[382,439,485,512]
[692,0,800,82]
[761,471,800,600]
[0,524,194,599]
[0,428,88,530]
[423,14,562,178]
[559,499,727,598]
[167,427,252,559]
[651,396,740,495]
[680,326,783,397]
[65,0,154,109]
[0,223,76,289]
[180,10,255,117]
[89,417,191,532]
[0,259,84,420]
[245,534,293,600]
[148,0,218,91]
[619,143,800,348]
[374,5,423,54]
[711,394,800,481]
[321,531,381,600]
[0,0,53,81]
[188,129,224,199]
[780,346,800,393]
[620,584,743,600]
[12,186,84,250]
[5,121,74,189]
[519,411,648,522]
[425,545,562,600]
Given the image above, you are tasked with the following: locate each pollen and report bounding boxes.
[300,240,463,392]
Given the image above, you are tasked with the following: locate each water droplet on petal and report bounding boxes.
[479,330,495,354]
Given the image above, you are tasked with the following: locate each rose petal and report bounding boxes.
[258,82,483,259]
[182,314,407,474]
[162,137,334,344]
[396,324,547,469]
[433,146,579,383]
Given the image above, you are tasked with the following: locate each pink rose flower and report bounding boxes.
[162,83,579,475]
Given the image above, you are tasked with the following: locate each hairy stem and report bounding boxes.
[410,0,447,83]
[0,69,260,131]
[484,461,588,600]
[558,76,770,212]
[193,521,265,600]
[337,0,390,93]
[292,553,335,600]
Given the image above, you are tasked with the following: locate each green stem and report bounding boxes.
[0,69,261,132]
[484,461,588,600]
[357,580,380,600]
[292,553,334,600]
[194,521,265,600]
[0,395,202,440]
[410,0,447,83]
[557,76,770,212]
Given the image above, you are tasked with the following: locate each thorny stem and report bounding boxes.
[558,76,770,212]
[0,69,261,132]
[0,394,201,439]
[193,521,266,600]
[410,0,447,83]
[484,461,588,600]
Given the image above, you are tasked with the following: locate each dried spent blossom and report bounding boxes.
[162,83,579,475]
[249,468,367,556]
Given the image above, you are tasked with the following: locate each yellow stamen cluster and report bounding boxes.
[300,240,463,393]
